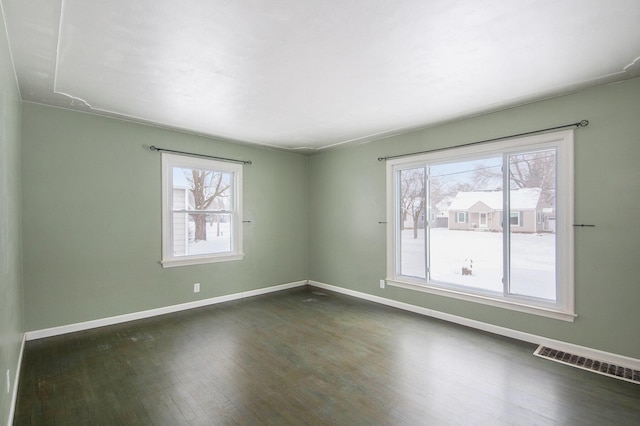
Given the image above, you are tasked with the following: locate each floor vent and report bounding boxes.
[534,346,640,385]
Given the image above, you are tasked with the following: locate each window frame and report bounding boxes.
[161,153,244,268]
[385,130,575,321]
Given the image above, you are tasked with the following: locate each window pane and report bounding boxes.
[162,153,244,267]
[386,130,573,317]
[399,167,426,278]
[508,150,556,301]
[172,212,232,256]
[429,157,503,292]
[173,167,232,211]
[509,212,520,226]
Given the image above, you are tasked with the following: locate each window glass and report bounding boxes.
[162,154,243,267]
[386,130,573,319]
[429,157,503,292]
[398,167,426,278]
[507,149,557,300]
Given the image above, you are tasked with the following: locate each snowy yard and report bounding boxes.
[183,221,231,255]
[400,228,556,300]
[179,221,556,300]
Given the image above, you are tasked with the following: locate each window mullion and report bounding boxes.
[395,168,402,277]
[171,209,232,214]
[502,155,510,297]
[425,166,430,282]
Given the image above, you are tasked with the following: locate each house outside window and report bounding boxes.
[161,153,244,267]
[385,130,574,321]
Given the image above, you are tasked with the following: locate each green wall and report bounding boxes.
[21,103,309,331]
[14,56,640,396]
[0,7,24,425]
[309,77,640,359]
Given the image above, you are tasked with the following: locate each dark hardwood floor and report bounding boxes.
[14,285,640,425]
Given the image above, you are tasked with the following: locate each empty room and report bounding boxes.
[2,0,640,424]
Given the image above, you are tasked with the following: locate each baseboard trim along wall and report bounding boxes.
[308,280,640,371]
[25,281,307,341]
[22,278,640,371]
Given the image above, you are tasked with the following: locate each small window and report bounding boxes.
[456,212,468,223]
[161,153,244,267]
[510,212,521,226]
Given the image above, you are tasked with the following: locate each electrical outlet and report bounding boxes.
[194,283,200,293]
[6,369,9,394]
[379,279,385,289]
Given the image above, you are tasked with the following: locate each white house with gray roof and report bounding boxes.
[448,188,546,233]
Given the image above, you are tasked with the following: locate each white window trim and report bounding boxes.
[385,130,575,321]
[161,153,244,268]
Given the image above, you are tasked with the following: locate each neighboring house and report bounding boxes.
[432,196,453,228]
[400,194,425,230]
[448,188,546,233]
[540,207,556,232]
[403,196,453,230]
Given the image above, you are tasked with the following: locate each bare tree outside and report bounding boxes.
[184,169,231,241]
[396,140,564,301]
[431,174,477,200]
[400,168,425,239]
[471,149,556,207]
[508,150,556,208]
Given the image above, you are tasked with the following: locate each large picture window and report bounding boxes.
[386,130,575,320]
[161,153,244,267]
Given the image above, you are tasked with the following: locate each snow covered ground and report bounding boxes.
[400,228,556,300]
[185,222,232,255]
[180,222,556,301]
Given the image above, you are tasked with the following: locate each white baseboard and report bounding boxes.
[7,334,26,426]
[25,281,307,341]
[308,280,640,371]
[22,278,640,373]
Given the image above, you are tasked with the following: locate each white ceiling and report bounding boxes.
[3,0,640,152]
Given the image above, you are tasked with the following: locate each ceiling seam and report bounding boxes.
[53,0,92,108]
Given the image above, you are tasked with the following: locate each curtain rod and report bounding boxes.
[149,146,252,165]
[377,120,589,162]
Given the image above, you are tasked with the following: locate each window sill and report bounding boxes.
[386,278,576,322]
[161,253,244,268]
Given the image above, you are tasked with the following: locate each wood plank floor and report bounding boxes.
[14,285,640,425]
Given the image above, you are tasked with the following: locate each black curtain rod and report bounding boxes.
[149,145,252,165]
[377,120,589,162]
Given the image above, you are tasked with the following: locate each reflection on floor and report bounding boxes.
[13,286,640,425]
